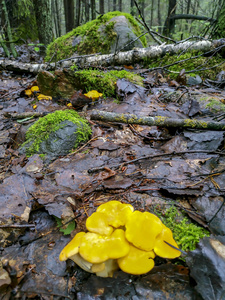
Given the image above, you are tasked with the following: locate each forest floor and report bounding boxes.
[0,46,225,299]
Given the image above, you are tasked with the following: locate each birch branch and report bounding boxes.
[1,39,225,74]
[90,110,225,131]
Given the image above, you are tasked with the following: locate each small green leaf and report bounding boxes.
[54,216,76,235]
[60,221,76,235]
[34,47,40,52]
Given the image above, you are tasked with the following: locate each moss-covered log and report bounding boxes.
[90,110,225,130]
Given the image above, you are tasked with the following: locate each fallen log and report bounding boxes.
[90,110,225,131]
[1,39,225,74]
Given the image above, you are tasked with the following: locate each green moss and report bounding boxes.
[212,3,225,38]
[73,69,144,97]
[199,97,225,112]
[158,206,210,252]
[45,11,146,61]
[147,52,225,80]
[22,110,92,157]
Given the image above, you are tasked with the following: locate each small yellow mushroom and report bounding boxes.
[118,244,155,275]
[84,90,103,100]
[79,229,130,264]
[59,231,86,261]
[86,212,113,236]
[125,211,163,251]
[31,86,40,93]
[154,225,181,259]
[37,94,52,101]
[96,200,134,228]
[24,89,32,97]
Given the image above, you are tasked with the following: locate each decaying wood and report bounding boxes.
[4,111,49,119]
[90,110,225,130]
[1,39,225,73]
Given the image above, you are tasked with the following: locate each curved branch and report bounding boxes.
[169,14,216,24]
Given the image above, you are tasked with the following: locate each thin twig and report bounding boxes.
[88,150,224,173]
[134,0,163,45]
[0,224,35,228]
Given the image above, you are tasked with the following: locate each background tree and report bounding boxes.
[1,0,17,57]
[130,0,135,15]
[75,0,81,26]
[163,0,177,36]
[64,0,75,32]
[84,0,90,22]
[33,0,53,46]
[52,0,61,37]
[99,0,104,14]
[90,0,96,20]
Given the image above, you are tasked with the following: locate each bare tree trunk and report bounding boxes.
[185,0,191,31]
[118,0,122,11]
[157,0,162,33]
[141,0,145,17]
[33,0,53,46]
[130,0,135,15]
[55,0,62,36]
[113,0,117,11]
[90,0,96,19]
[108,0,111,11]
[163,0,177,36]
[64,0,75,32]
[52,0,58,37]
[84,0,90,22]
[150,0,154,27]
[1,0,17,57]
[75,0,81,26]
[99,0,104,14]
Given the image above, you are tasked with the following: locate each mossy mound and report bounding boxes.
[45,11,146,61]
[72,69,144,97]
[199,96,225,112]
[157,206,210,252]
[147,52,225,80]
[21,110,92,157]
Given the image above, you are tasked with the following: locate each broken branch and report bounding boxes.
[90,110,225,130]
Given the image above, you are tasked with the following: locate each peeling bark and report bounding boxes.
[90,110,225,131]
[1,39,225,74]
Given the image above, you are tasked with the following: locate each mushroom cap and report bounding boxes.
[118,244,155,275]
[31,86,40,93]
[125,211,163,251]
[59,231,86,261]
[154,225,181,259]
[84,90,103,100]
[96,200,134,228]
[86,212,113,236]
[79,229,130,263]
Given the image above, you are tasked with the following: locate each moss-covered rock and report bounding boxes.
[20,110,92,159]
[37,69,144,98]
[72,69,144,97]
[45,11,146,61]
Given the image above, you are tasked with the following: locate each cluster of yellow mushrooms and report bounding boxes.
[59,201,181,277]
